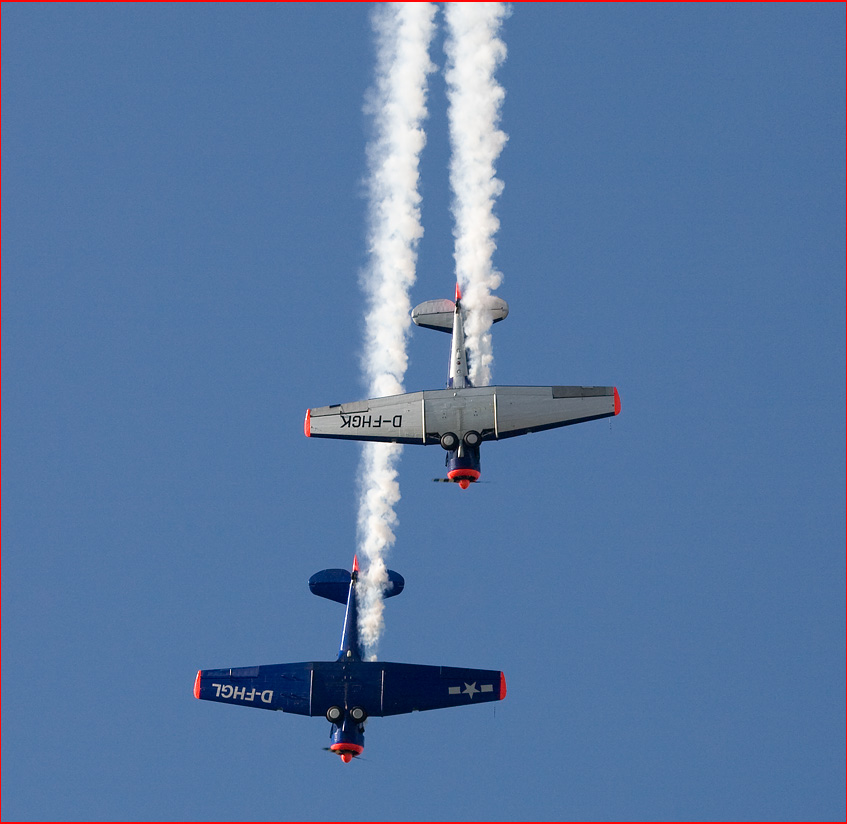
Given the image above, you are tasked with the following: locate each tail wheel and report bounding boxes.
[463,430,481,448]
[440,432,459,451]
[350,706,367,723]
[326,706,343,723]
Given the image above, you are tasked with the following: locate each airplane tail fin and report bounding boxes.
[309,568,405,604]
[411,293,509,333]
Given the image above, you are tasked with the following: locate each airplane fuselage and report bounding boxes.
[327,557,367,761]
[442,290,484,487]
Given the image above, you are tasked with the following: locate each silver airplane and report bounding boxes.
[305,285,621,489]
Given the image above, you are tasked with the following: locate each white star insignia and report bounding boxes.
[462,682,479,699]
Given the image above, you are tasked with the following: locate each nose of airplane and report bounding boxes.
[459,479,470,490]
[340,752,353,763]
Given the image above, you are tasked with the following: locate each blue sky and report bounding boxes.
[2,3,844,821]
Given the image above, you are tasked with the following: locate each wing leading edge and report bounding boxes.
[305,386,619,444]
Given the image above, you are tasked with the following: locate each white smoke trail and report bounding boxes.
[445,3,509,387]
[357,3,436,660]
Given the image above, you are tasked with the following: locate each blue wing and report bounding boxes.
[194,664,312,715]
[378,663,506,715]
[195,661,505,717]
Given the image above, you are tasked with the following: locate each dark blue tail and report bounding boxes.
[308,557,405,663]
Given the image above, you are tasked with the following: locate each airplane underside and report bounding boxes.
[305,286,620,488]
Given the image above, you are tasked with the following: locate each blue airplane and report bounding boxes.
[305,285,621,488]
[194,556,506,762]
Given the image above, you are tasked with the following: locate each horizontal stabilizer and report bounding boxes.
[411,295,509,333]
[481,295,509,324]
[309,568,404,603]
[411,299,455,332]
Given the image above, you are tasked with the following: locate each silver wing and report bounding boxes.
[305,386,619,443]
[306,391,428,444]
[492,386,620,438]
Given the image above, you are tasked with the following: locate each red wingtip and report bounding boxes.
[304,409,311,437]
[455,282,462,302]
[613,387,621,416]
[194,670,202,699]
[353,554,359,573]
[499,672,507,700]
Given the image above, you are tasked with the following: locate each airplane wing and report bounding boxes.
[306,392,427,444]
[377,662,506,715]
[194,664,313,715]
[490,385,620,439]
[196,661,505,717]
[306,385,619,444]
